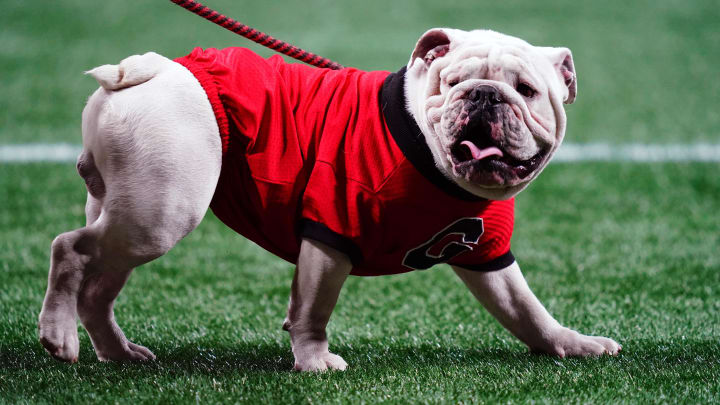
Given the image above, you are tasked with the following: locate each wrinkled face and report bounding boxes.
[406,29,576,200]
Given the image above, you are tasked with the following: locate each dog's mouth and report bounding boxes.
[449,114,547,182]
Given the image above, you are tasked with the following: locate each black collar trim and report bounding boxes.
[380,67,484,202]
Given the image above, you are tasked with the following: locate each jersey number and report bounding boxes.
[402,217,484,270]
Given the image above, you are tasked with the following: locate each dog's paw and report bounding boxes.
[96,341,156,362]
[293,351,348,372]
[38,316,80,363]
[533,327,621,358]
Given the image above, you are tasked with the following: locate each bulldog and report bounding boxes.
[38,28,620,371]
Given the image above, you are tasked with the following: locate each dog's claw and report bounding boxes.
[96,341,156,362]
[293,351,348,372]
[533,328,621,357]
[38,316,80,363]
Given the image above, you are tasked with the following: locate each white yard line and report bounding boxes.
[555,143,720,162]
[1,142,720,163]
[0,143,83,163]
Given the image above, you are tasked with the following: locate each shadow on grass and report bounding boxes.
[2,337,718,376]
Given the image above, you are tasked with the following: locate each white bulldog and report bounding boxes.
[38,28,620,371]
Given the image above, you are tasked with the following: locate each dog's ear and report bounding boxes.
[540,47,577,104]
[409,28,452,68]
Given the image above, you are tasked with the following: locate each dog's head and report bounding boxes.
[405,28,576,200]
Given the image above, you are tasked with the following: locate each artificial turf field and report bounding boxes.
[1,0,719,403]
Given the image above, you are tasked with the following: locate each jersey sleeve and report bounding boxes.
[447,198,516,271]
[299,162,382,265]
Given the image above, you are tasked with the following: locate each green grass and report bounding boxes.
[1,0,720,144]
[1,162,718,403]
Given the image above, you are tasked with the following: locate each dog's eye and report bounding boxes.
[448,79,459,87]
[516,82,536,98]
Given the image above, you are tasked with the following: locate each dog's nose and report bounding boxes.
[468,85,503,105]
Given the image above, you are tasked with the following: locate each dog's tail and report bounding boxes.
[86,52,168,91]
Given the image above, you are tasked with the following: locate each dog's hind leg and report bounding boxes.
[39,53,221,362]
[68,157,144,361]
[38,151,111,362]
[76,260,148,361]
[38,226,90,362]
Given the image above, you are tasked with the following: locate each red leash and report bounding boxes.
[169,0,344,70]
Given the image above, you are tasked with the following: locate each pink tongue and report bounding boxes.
[460,141,504,160]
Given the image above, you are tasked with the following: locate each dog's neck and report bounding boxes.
[380,67,484,202]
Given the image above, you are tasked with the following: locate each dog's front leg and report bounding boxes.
[452,262,621,357]
[283,238,351,372]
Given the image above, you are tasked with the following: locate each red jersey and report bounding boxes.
[174,47,515,276]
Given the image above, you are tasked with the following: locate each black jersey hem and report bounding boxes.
[298,219,363,265]
[454,250,516,272]
[379,66,484,202]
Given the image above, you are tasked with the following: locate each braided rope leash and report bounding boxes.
[169,0,344,70]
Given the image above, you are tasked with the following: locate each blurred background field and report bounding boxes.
[0,0,718,403]
[1,0,719,145]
